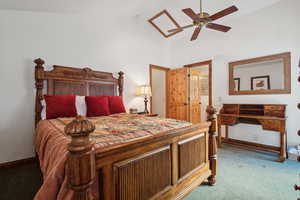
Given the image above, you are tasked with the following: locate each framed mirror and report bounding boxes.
[229,52,291,95]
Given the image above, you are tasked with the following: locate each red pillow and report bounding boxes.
[85,96,110,117]
[108,96,126,114]
[44,95,77,119]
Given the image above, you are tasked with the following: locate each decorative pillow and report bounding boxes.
[41,96,87,120]
[44,95,77,119]
[85,96,111,117]
[108,96,126,114]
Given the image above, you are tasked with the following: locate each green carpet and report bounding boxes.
[186,145,300,200]
[0,145,299,200]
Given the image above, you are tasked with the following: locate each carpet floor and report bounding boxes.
[186,145,300,200]
[0,145,299,200]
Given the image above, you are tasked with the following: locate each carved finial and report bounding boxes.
[118,71,124,78]
[118,71,124,96]
[34,58,45,126]
[206,105,217,121]
[65,116,95,137]
[34,58,45,67]
[65,116,96,200]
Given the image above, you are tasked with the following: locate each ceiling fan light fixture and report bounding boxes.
[199,12,209,18]
[163,0,238,41]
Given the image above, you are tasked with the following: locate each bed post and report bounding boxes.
[118,71,124,96]
[206,105,218,186]
[65,116,96,200]
[34,58,45,126]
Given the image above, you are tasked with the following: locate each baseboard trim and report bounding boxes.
[0,157,37,169]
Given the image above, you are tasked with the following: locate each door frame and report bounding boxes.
[184,60,213,106]
[149,64,170,115]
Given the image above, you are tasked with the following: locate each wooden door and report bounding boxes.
[167,68,188,121]
[189,69,202,123]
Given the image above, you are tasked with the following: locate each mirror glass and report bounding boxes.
[229,52,291,95]
[233,58,284,91]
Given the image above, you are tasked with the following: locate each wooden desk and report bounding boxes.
[217,104,287,162]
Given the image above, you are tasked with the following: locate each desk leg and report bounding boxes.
[225,126,229,139]
[217,121,222,147]
[279,131,287,162]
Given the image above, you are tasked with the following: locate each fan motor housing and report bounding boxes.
[199,12,210,18]
[193,12,211,26]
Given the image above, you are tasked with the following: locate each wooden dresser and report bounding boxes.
[217,104,287,162]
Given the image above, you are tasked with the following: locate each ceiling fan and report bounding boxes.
[169,0,238,41]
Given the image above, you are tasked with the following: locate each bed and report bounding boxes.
[34,58,218,200]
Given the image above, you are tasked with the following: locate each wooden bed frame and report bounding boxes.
[34,58,217,200]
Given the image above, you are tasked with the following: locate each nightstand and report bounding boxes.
[145,114,158,117]
[138,112,158,117]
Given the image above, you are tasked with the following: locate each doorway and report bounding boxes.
[184,60,212,122]
[149,64,170,117]
[149,60,212,122]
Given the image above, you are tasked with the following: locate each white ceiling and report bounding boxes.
[0,0,282,17]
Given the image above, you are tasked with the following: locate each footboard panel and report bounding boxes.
[105,128,210,200]
[114,146,172,200]
[178,133,207,179]
[66,114,218,200]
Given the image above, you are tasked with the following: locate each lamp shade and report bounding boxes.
[136,85,152,97]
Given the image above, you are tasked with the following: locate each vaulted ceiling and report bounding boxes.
[0,0,283,41]
[0,0,282,18]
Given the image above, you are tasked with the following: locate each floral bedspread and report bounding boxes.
[34,113,191,200]
[57,113,191,149]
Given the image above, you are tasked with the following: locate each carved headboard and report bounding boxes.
[34,58,124,125]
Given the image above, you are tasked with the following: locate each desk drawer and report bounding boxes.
[264,105,285,111]
[264,110,285,118]
[259,119,283,132]
[220,116,237,126]
[222,105,239,114]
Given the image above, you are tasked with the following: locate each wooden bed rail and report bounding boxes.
[65,116,96,200]
[65,105,217,200]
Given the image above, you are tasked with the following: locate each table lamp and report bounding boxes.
[136,85,152,114]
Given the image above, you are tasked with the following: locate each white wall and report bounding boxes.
[168,0,300,147]
[0,6,169,163]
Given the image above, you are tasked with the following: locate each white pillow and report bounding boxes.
[41,96,87,120]
[76,96,87,117]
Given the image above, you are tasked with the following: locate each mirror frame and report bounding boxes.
[229,52,291,95]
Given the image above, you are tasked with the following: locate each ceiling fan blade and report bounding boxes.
[206,23,231,32]
[209,6,238,21]
[168,24,194,33]
[182,8,199,20]
[191,27,201,41]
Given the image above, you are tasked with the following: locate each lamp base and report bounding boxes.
[144,96,149,114]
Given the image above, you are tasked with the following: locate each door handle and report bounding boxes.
[184,103,188,106]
